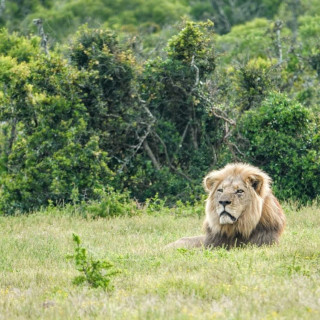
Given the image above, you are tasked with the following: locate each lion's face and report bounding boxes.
[214,177,252,225]
[203,163,271,236]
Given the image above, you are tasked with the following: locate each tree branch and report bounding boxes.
[191,55,199,87]
[117,102,157,172]
[153,132,194,183]
[210,107,236,126]
[273,20,283,64]
[33,18,50,56]
[143,139,161,170]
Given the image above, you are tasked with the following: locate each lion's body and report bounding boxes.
[167,163,285,249]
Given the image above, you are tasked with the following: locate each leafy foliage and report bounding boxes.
[1,0,320,212]
[1,0,189,42]
[85,187,138,218]
[190,0,283,34]
[234,58,278,111]
[240,93,320,202]
[132,21,224,202]
[67,234,119,290]
[68,26,140,170]
[0,30,112,214]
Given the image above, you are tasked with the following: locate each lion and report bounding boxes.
[167,163,285,249]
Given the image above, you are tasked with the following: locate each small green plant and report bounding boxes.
[67,234,119,290]
[86,187,138,218]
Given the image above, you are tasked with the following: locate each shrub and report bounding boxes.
[235,58,277,111]
[85,187,138,218]
[0,30,112,214]
[240,92,320,202]
[68,26,141,170]
[132,21,223,202]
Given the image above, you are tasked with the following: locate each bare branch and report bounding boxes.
[229,142,245,157]
[191,55,199,87]
[273,20,283,64]
[143,140,161,170]
[210,107,236,126]
[117,124,152,172]
[178,121,190,148]
[117,101,157,172]
[33,18,50,56]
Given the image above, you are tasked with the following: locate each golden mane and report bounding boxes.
[167,163,286,249]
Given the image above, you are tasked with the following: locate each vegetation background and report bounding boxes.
[0,0,320,212]
[0,1,320,318]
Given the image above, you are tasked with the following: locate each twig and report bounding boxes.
[33,18,50,56]
[210,107,236,126]
[191,55,199,87]
[274,20,283,64]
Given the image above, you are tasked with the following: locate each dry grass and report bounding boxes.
[0,203,320,319]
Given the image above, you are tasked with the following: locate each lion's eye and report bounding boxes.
[236,189,244,194]
[217,189,223,193]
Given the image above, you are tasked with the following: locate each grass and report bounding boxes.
[0,202,320,319]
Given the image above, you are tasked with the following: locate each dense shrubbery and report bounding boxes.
[132,21,222,202]
[240,93,320,202]
[68,26,140,171]
[0,29,112,214]
[1,0,320,214]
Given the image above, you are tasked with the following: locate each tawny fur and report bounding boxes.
[166,163,285,249]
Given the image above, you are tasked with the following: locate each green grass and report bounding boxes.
[1,203,320,319]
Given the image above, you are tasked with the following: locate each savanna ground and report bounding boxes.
[1,203,320,320]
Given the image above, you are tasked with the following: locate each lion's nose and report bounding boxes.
[219,200,231,207]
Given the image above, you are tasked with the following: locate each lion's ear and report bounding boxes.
[203,171,220,192]
[248,174,269,196]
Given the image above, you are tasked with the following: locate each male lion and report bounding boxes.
[167,163,285,249]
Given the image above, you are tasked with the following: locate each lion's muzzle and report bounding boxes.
[219,211,237,224]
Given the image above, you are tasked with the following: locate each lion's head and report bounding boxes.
[203,163,283,240]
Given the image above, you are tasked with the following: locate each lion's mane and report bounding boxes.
[203,163,286,248]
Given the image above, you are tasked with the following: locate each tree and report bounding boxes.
[189,0,282,34]
[130,21,227,201]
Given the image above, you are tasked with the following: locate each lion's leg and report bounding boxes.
[165,235,206,249]
[249,230,280,246]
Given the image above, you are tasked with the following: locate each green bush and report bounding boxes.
[68,26,141,170]
[234,58,277,111]
[0,30,112,214]
[240,92,320,202]
[86,187,138,218]
[132,21,223,202]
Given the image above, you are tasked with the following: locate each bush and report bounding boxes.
[132,21,223,202]
[0,30,112,214]
[240,92,320,202]
[86,187,138,218]
[68,26,141,170]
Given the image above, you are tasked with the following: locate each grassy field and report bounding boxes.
[1,203,320,319]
